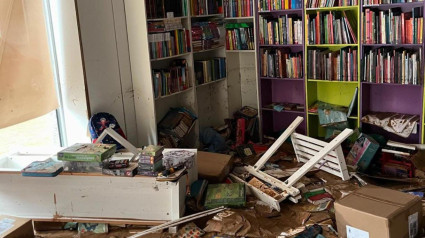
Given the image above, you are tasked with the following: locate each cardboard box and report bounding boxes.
[0,215,33,238]
[197,151,233,183]
[335,185,422,238]
[346,133,379,172]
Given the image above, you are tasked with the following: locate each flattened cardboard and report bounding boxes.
[0,215,33,238]
[335,185,423,238]
[197,151,233,183]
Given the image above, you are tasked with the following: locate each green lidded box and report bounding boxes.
[57,143,116,162]
[204,183,246,209]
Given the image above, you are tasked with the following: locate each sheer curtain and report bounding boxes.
[0,0,58,129]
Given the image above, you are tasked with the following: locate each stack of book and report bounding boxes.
[148,19,183,33]
[306,0,357,8]
[194,58,226,85]
[137,145,164,177]
[145,0,187,19]
[307,47,358,81]
[260,49,303,78]
[57,143,117,173]
[158,107,197,148]
[223,0,254,17]
[259,15,303,45]
[362,48,421,85]
[191,0,223,16]
[307,11,357,45]
[225,23,255,50]
[148,29,191,60]
[259,0,303,11]
[152,59,190,98]
[191,21,222,52]
[362,8,423,44]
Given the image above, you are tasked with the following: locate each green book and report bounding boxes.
[141,145,164,157]
[57,143,116,162]
[204,183,246,209]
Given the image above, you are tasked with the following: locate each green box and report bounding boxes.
[57,143,116,162]
[204,183,246,209]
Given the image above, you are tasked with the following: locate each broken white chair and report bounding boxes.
[230,116,352,211]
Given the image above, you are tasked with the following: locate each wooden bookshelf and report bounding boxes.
[256,3,307,138]
[360,1,425,144]
[305,2,361,138]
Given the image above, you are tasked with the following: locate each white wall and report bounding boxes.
[76,0,138,145]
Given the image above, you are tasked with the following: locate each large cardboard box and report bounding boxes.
[197,151,233,183]
[0,215,33,238]
[335,185,422,238]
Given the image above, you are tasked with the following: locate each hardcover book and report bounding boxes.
[204,183,246,209]
[140,145,164,157]
[57,143,116,162]
[21,158,63,177]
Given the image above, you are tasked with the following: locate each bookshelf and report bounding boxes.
[256,1,307,138]
[304,0,361,138]
[360,1,425,144]
[125,0,260,147]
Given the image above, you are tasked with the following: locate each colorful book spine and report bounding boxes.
[224,0,253,17]
[307,11,357,45]
[258,0,303,10]
[260,49,303,78]
[259,15,303,45]
[152,59,191,98]
[195,58,227,85]
[191,0,223,16]
[225,23,255,50]
[148,29,190,60]
[362,48,421,85]
[191,21,223,52]
[307,47,358,81]
[306,0,357,8]
[362,8,423,44]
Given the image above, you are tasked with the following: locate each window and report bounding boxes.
[0,0,66,157]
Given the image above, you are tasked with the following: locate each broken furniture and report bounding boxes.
[0,148,197,224]
[231,116,352,211]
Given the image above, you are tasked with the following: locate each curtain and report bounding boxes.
[0,0,58,129]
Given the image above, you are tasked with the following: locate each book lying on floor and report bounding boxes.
[204,183,246,209]
[21,158,63,177]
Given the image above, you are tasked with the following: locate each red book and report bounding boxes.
[315,12,320,44]
[401,12,405,44]
[307,193,333,205]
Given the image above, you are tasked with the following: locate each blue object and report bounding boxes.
[200,128,228,153]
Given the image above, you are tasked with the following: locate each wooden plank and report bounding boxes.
[33,217,166,226]
[293,145,341,166]
[298,158,344,178]
[229,174,282,211]
[245,166,300,196]
[296,152,342,171]
[291,136,338,157]
[292,133,329,147]
[254,116,304,171]
[284,129,353,186]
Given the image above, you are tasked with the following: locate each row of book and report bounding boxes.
[225,23,255,50]
[145,0,187,19]
[260,49,303,78]
[195,58,227,85]
[148,29,191,59]
[191,0,223,16]
[258,0,303,11]
[265,102,305,112]
[364,0,423,6]
[362,48,421,85]
[192,21,222,52]
[306,0,357,8]
[158,108,197,148]
[152,59,191,98]
[307,48,358,81]
[223,0,254,17]
[148,19,183,33]
[307,11,357,45]
[259,15,303,45]
[362,8,423,44]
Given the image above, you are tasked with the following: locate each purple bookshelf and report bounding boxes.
[256,6,306,138]
[360,1,425,143]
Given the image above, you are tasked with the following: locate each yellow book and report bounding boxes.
[288,18,293,44]
[238,0,242,17]
[279,18,283,44]
[284,0,289,9]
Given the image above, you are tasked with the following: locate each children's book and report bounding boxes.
[57,143,116,162]
[21,158,63,177]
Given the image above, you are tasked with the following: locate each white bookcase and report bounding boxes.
[124,0,259,147]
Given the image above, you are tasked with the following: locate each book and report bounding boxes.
[317,101,348,126]
[195,58,226,85]
[307,11,357,45]
[260,48,303,78]
[145,0,186,19]
[259,0,303,11]
[204,183,246,209]
[138,154,164,165]
[307,193,333,205]
[138,159,164,171]
[140,145,164,157]
[306,0,357,8]
[148,29,190,60]
[102,162,138,177]
[21,158,63,177]
[57,143,116,162]
[224,0,253,17]
[152,59,190,98]
[347,87,358,118]
[191,0,223,16]
[259,15,303,45]
[225,23,255,50]
[191,21,223,52]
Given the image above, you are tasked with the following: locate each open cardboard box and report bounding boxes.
[0,215,33,238]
